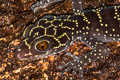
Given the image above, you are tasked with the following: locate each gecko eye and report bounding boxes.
[35,41,49,51]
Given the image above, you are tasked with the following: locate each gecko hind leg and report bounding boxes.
[59,40,110,79]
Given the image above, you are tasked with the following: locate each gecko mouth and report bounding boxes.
[17,49,55,60]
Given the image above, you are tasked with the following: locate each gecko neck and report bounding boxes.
[68,11,90,41]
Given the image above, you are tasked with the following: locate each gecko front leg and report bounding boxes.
[59,37,110,80]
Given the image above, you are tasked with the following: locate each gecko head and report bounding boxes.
[15,35,70,60]
[15,17,71,60]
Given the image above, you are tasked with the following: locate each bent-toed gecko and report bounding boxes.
[15,0,120,79]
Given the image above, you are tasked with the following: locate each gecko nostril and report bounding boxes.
[76,71,79,74]
[70,68,73,73]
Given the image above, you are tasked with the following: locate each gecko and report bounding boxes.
[15,0,120,79]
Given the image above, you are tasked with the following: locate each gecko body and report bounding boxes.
[15,1,120,79]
